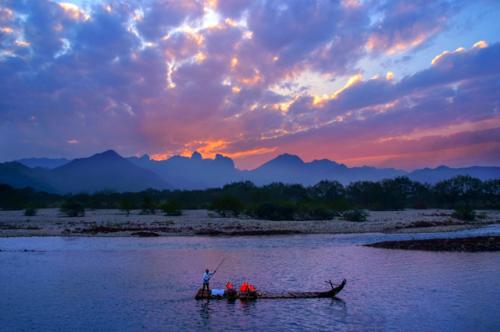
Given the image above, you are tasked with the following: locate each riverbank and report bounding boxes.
[0,208,499,237]
[366,236,500,252]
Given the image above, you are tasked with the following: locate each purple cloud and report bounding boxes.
[0,0,498,170]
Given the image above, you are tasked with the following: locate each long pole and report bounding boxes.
[214,258,225,273]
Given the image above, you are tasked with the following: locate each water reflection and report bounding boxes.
[238,300,257,315]
[198,300,212,323]
[329,298,348,325]
[1,229,500,331]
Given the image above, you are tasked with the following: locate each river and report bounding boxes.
[1,226,500,331]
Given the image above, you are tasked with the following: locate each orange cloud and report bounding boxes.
[59,3,90,21]
[377,116,500,143]
[225,147,278,159]
[342,0,361,9]
[230,57,238,69]
[473,40,488,49]
[366,31,435,55]
[204,0,218,9]
[0,27,13,34]
[15,40,30,47]
[432,41,488,66]
[150,152,170,161]
[238,71,262,85]
[312,74,363,106]
[195,140,226,157]
[386,34,427,55]
[431,47,465,65]
[194,51,207,63]
[152,140,277,162]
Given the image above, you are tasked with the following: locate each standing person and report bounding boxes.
[202,269,215,291]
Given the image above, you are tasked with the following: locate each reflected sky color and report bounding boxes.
[1,0,499,169]
[1,230,500,331]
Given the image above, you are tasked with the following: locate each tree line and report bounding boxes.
[0,176,498,220]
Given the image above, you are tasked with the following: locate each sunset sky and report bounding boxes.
[1,0,499,170]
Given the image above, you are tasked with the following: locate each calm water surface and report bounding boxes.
[1,227,500,331]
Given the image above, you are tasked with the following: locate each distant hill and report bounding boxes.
[0,162,55,192]
[128,151,240,189]
[15,157,70,169]
[408,166,500,184]
[1,150,499,192]
[129,152,499,188]
[1,150,168,193]
[244,153,405,185]
[50,150,169,193]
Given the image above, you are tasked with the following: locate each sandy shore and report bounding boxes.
[0,208,499,237]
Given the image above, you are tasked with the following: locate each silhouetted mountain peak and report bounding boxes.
[57,150,130,173]
[49,150,168,193]
[269,153,304,165]
[191,151,202,160]
[310,158,345,168]
[214,154,235,168]
[2,150,499,192]
[92,150,122,160]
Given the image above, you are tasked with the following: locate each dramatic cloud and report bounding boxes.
[0,0,499,169]
[364,0,456,55]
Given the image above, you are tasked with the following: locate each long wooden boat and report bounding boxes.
[195,279,346,300]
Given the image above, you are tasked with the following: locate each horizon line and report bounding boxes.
[4,149,499,172]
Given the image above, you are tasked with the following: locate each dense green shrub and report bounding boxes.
[301,206,336,220]
[1,175,499,221]
[60,200,85,217]
[434,176,484,208]
[245,201,336,221]
[452,203,476,221]
[0,184,59,210]
[295,202,337,220]
[342,209,368,222]
[24,207,37,216]
[119,198,134,216]
[140,196,156,214]
[476,211,487,220]
[160,200,182,216]
[210,195,244,217]
[247,202,295,220]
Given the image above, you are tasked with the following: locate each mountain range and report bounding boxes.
[1,150,498,193]
[1,150,166,193]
